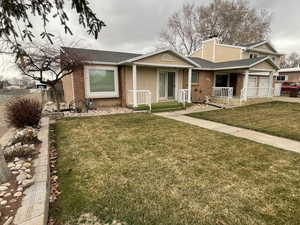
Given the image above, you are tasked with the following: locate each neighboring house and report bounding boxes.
[61,37,282,108]
[278,67,300,83]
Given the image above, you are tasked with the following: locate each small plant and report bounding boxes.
[6,98,42,128]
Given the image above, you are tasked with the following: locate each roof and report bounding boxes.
[188,57,216,68]
[62,47,141,64]
[189,56,279,70]
[239,40,266,48]
[279,67,300,73]
[62,47,279,70]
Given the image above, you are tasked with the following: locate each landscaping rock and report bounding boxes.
[13,192,22,198]
[22,179,34,188]
[0,200,7,206]
[3,217,13,225]
[16,173,27,183]
[0,186,8,191]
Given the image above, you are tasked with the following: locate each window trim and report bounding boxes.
[276,75,288,81]
[213,72,230,87]
[84,65,119,98]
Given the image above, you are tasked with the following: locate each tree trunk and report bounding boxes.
[0,148,11,183]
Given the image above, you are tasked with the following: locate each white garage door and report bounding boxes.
[247,76,270,98]
[258,77,269,97]
[247,76,258,97]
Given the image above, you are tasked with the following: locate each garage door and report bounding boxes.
[258,77,269,97]
[247,76,270,98]
[247,76,258,97]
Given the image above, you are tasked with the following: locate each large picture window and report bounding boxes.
[84,66,119,98]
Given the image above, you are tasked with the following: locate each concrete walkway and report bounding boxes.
[157,112,300,154]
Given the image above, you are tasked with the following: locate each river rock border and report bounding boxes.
[13,117,50,225]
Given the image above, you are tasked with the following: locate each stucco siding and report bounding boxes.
[202,40,215,61]
[215,45,241,62]
[136,52,192,67]
[253,61,275,70]
[62,73,74,103]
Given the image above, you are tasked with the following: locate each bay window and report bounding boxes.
[84,65,119,98]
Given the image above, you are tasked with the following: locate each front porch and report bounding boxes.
[211,69,280,104]
[126,64,193,109]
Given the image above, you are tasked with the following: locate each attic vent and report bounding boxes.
[161,53,176,62]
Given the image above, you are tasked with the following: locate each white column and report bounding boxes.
[269,71,274,97]
[188,68,192,103]
[243,70,249,101]
[133,64,137,107]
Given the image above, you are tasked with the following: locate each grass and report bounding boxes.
[128,101,193,112]
[188,101,300,141]
[51,113,300,225]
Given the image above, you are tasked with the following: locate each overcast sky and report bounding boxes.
[1,0,300,79]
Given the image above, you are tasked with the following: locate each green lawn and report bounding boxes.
[129,101,193,112]
[51,114,300,225]
[188,101,300,141]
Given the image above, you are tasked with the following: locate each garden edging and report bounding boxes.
[13,117,50,225]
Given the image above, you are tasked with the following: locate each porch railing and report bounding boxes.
[178,89,189,107]
[212,87,234,98]
[128,90,152,111]
[247,87,273,98]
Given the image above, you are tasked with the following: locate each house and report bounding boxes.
[278,67,300,83]
[61,37,283,108]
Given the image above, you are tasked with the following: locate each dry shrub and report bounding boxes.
[6,97,42,128]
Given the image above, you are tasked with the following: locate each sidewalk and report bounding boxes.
[157,112,300,154]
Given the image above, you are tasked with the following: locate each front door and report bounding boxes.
[159,71,176,100]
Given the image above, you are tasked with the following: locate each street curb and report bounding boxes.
[13,117,50,225]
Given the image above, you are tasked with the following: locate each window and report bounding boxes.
[276,75,288,81]
[215,74,228,87]
[84,66,119,98]
[192,71,199,84]
[250,53,259,59]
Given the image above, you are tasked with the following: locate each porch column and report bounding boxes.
[132,64,137,107]
[243,70,249,101]
[188,68,192,103]
[268,71,274,97]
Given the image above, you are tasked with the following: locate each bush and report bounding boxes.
[6,98,42,128]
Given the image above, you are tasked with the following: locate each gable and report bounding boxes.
[252,61,276,70]
[135,52,193,67]
[252,43,277,54]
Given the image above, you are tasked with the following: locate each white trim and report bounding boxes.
[246,41,278,53]
[133,62,193,68]
[156,69,159,103]
[188,68,192,103]
[83,60,118,65]
[84,65,119,99]
[132,64,137,107]
[119,48,200,67]
[243,70,249,101]
[216,43,244,49]
[202,37,219,44]
[213,39,216,62]
[279,67,300,72]
[157,69,178,101]
[213,72,230,87]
